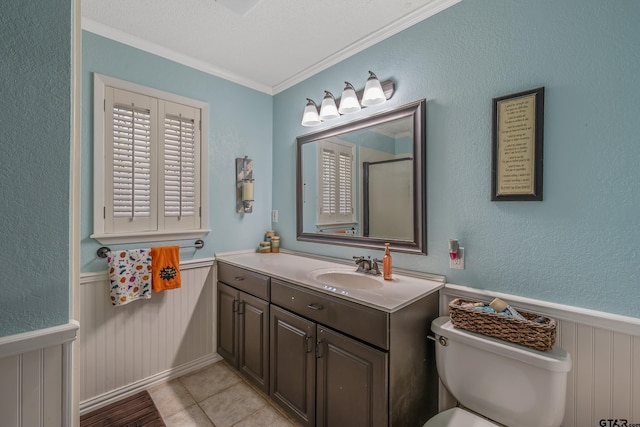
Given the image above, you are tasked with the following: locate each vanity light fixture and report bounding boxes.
[338,82,361,114]
[236,156,254,213]
[300,71,395,127]
[361,71,387,106]
[319,91,340,121]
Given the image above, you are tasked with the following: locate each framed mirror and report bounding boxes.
[296,99,426,255]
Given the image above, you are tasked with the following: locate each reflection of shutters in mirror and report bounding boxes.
[318,141,355,225]
[159,100,201,231]
[338,152,352,217]
[321,148,337,215]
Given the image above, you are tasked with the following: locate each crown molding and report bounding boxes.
[272,0,462,94]
[82,0,461,96]
[81,18,273,95]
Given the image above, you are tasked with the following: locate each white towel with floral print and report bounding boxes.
[107,248,152,306]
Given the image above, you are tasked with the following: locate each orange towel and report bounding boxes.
[150,246,181,292]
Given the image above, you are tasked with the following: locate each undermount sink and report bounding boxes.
[308,268,384,290]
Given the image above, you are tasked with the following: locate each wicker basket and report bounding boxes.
[448,298,557,351]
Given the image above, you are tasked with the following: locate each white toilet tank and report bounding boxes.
[431,317,571,427]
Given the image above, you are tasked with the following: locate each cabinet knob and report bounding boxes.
[307,303,324,311]
[234,276,245,281]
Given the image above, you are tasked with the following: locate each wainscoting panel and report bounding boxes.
[79,259,217,411]
[0,321,78,427]
[440,285,640,427]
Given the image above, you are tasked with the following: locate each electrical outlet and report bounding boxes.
[449,247,464,269]
[272,210,279,222]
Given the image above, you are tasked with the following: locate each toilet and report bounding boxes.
[425,317,572,427]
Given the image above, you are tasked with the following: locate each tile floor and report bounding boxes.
[148,360,302,427]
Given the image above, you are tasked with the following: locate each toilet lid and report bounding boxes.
[424,408,500,427]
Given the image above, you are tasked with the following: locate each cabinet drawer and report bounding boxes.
[218,262,270,300]
[271,279,389,350]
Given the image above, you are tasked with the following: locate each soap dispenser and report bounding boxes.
[383,243,392,280]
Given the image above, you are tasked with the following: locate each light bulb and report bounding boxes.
[338,82,361,114]
[301,98,320,127]
[361,71,386,107]
[319,91,340,121]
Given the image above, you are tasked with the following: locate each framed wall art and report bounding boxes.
[491,87,544,201]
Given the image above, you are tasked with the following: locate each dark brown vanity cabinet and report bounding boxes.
[217,261,440,426]
[270,305,316,426]
[270,278,435,427]
[270,305,387,427]
[216,263,270,393]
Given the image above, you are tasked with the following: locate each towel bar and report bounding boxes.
[96,239,205,258]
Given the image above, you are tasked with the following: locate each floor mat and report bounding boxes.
[80,390,165,427]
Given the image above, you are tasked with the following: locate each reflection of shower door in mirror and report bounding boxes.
[363,158,413,240]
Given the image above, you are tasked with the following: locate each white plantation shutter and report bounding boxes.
[104,88,158,233]
[159,101,201,230]
[112,105,152,218]
[94,76,207,243]
[317,141,355,225]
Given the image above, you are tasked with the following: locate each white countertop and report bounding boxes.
[215,251,444,312]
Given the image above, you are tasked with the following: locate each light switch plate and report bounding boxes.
[272,210,279,222]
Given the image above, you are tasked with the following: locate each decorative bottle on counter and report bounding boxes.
[383,243,392,280]
[271,236,280,253]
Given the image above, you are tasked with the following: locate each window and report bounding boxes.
[92,74,209,244]
[317,140,356,226]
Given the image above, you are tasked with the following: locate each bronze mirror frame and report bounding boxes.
[296,99,427,255]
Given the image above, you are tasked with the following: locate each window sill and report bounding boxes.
[91,229,211,245]
[315,222,358,227]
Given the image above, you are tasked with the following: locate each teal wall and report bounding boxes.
[81,32,273,273]
[0,0,72,335]
[4,0,639,336]
[273,0,640,317]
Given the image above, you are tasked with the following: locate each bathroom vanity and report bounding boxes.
[216,251,444,427]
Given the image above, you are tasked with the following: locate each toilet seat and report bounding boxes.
[423,407,500,427]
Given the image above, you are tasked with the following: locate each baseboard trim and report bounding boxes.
[79,352,222,414]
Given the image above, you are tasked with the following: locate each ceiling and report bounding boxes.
[82,0,460,95]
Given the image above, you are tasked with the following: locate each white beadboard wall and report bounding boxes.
[79,259,219,413]
[440,284,640,427]
[0,321,79,427]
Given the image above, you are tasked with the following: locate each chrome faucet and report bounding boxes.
[353,256,371,273]
[370,258,381,276]
[353,256,381,276]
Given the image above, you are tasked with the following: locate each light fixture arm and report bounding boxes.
[306,98,318,111]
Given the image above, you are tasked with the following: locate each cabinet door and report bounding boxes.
[316,327,388,427]
[270,305,316,427]
[217,282,238,367]
[238,291,269,393]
